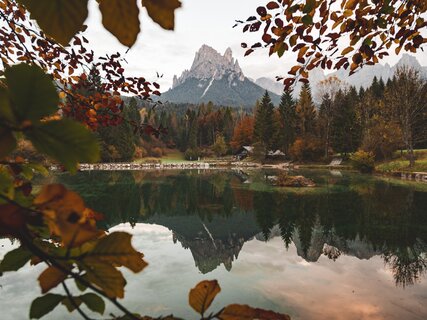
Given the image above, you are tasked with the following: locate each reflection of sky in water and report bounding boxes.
[1,223,427,320]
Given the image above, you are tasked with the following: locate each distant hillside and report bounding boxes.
[162,45,280,106]
[254,53,427,104]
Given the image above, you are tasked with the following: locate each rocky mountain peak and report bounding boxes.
[224,47,233,63]
[172,45,244,89]
[163,45,280,106]
[395,53,422,69]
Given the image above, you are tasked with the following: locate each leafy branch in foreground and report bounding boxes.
[237,0,427,89]
[0,0,164,133]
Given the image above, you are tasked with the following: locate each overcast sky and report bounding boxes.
[83,0,427,91]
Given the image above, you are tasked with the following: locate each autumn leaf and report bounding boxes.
[0,203,27,237]
[289,65,301,75]
[34,184,104,247]
[80,259,126,298]
[266,1,280,10]
[219,304,291,320]
[38,266,68,294]
[345,0,359,10]
[189,280,221,316]
[99,0,140,47]
[34,184,85,213]
[17,0,88,46]
[87,232,148,273]
[141,0,182,30]
[341,46,354,55]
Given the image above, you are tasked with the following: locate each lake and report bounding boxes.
[1,169,427,319]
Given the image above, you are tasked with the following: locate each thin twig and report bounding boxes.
[62,281,93,320]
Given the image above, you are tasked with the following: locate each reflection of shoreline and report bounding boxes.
[57,170,427,286]
[143,212,427,289]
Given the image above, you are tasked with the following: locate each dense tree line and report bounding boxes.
[133,67,426,165]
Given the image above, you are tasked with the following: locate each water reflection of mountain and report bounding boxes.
[57,170,427,285]
[146,211,260,273]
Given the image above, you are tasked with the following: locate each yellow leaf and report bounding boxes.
[189,280,221,315]
[219,304,291,320]
[141,0,181,30]
[87,232,148,273]
[80,259,126,298]
[343,9,353,17]
[38,266,67,294]
[17,0,88,46]
[99,0,140,47]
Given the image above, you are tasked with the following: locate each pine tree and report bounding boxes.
[97,99,140,162]
[371,76,385,99]
[318,93,333,158]
[254,91,275,149]
[296,84,316,136]
[277,90,297,154]
[188,112,198,149]
[331,90,361,155]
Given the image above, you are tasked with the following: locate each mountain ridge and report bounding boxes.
[255,54,427,103]
[162,45,280,106]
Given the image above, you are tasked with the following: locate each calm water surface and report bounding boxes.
[1,169,427,319]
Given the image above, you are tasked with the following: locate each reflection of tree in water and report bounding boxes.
[253,191,276,240]
[55,170,427,285]
[382,240,427,288]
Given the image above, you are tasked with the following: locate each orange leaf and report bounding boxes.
[288,65,301,75]
[261,14,272,21]
[34,184,85,213]
[35,184,104,247]
[87,232,148,273]
[298,46,309,59]
[189,280,221,315]
[80,259,126,298]
[219,304,291,320]
[38,266,67,293]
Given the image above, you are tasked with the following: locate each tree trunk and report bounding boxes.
[408,141,415,168]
